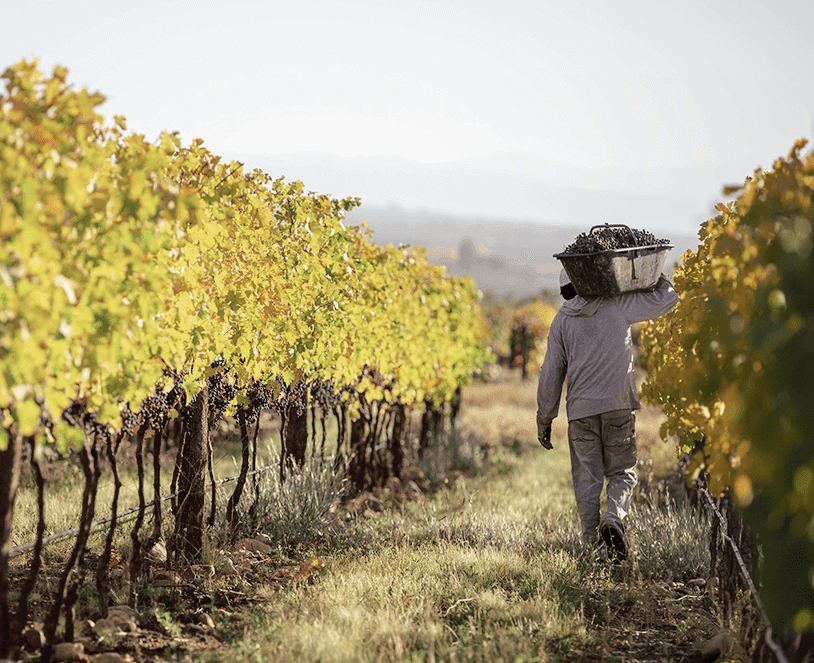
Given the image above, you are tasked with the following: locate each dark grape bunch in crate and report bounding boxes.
[554,224,673,298]
[562,225,671,255]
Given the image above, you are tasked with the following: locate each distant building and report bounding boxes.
[458,237,494,269]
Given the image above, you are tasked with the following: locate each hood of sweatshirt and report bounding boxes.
[560,295,602,317]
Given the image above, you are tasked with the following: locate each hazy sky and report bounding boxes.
[3,0,813,234]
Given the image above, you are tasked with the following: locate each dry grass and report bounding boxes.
[462,377,539,410]
[204,372,721,663]
[7,370,727,663]
[460,372,676,477]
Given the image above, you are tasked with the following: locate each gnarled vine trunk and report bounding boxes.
[348,399,371,493]
[172,383,209,563]
[0,427,24,659]
[389,403,407,480]
[282,402,309,477]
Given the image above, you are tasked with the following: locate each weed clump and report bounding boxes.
[225,460,346,548]
[627,496,712,582]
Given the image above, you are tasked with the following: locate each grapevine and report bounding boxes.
[0,58,495,656]
[0,59,491,446]
[639,138,814,632]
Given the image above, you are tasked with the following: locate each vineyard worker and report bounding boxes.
[536,269,679,562]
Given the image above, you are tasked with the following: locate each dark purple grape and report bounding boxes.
[562,226,670,254]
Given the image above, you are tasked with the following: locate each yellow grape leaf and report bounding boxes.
[234,362,249,383]
[53,421,85,453]
[44,387,70,422]
[15,400,41,437]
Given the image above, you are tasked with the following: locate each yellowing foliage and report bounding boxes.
[510,300,557,373]
[0,59,490,445]
[640,138,814,631]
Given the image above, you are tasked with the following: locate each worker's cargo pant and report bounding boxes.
[567,409,637,548]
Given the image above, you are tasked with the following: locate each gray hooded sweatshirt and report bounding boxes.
[536,276,679,426]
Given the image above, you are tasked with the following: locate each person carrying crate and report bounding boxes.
[536,269,679,562]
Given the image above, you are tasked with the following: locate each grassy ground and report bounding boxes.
[202,375,725,662]
[7,372,737,662]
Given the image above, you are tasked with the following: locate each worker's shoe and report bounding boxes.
[599,521,627,563]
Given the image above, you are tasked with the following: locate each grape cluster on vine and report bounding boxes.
[140,391,170,431]
[236,380,275,424]
[207,359,236,426]
[311,379,342,412]
[60,400,112,448]
[271,375,309,416]
[63,401,100,436]
[120,404,142,436]
[562,226,671,255]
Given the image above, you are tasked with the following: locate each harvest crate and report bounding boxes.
[553,225,673,298]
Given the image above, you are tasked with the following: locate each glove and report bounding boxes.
[538,424,553,450]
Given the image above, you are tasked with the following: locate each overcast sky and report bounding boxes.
[3,0,813,235]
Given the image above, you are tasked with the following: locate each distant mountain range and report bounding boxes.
[345,205,700,300]
[225,150,749,238]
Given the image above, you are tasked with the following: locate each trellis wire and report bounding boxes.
[8,442,371,559]
[699,483,790,663]
[9,461,282,558]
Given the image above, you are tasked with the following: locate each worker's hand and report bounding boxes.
[538,424,553,450]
